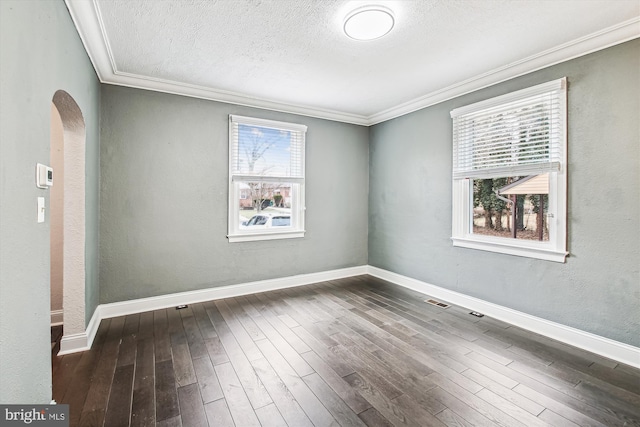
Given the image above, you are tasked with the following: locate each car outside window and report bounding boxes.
[271,216,290,227]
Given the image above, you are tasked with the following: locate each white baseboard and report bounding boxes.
[367,266,640,369]
[57,265,367,354]
[58,307,101,356]
[56,264,639,369]
[50,309,64,327]
[99,266,368,319]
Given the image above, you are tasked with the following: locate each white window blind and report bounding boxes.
[451,78,566,179]
[230,115,306,183]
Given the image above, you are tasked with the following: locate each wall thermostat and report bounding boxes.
[36,163,53,188]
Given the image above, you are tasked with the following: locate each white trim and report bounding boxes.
[56,266,367,354]
[57,306,101,356]
[368,19,639,125]
[228,230,305,243]
[230,115,308,132]
[366,266,640,369]
[64,0,110,82]
[50,310,64,327]
[62,0,370,126]
[450,78,565,118]
[451,237,568,263]
[55,265,639,368]
[64,0,639,126]
[99,266,366,319]
[109,76,371,126]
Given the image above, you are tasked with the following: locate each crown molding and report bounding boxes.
[65,0,111,82]
[64,0,370,126]
[66,0,639,126]
[105,71,371,126]
[367,17,640,125]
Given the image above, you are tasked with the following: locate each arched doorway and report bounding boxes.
[51,91,86,349]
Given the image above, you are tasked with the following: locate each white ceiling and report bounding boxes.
[66,0,640,125]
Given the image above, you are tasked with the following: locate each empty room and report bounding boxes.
[1,0,639,426]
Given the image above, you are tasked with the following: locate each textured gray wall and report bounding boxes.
[100,86,369,303]
[369,40,640,347]
[0,1,100,403]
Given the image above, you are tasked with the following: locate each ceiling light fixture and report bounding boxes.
[343,5,395,41]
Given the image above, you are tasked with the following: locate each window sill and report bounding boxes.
[228,230,305,243]
[452,237,568,263]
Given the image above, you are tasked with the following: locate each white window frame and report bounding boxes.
[450,78,568,262]
[228,115,307,243]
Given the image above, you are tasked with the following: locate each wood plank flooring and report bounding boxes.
[52,275,640,426]
[51,324,63,356]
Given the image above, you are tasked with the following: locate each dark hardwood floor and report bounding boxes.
[52,275,640,426]
[52,324,63,357]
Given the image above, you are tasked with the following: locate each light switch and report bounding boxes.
[37,197,45,223]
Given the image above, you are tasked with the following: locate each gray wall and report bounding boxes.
[369,39,640,347]
[99,86,369,303]
[0,1,101,403]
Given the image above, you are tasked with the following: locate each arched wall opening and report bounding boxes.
[50,104,64,327]
[51,90,86,343]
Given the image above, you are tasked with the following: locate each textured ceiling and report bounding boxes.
[67,0,640,125]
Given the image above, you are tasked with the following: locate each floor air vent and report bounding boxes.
[425,299,450,308]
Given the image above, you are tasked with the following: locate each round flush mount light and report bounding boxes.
[343,5,395,41]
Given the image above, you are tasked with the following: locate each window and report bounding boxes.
[450,78,568,262]
[228,115,306,242]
